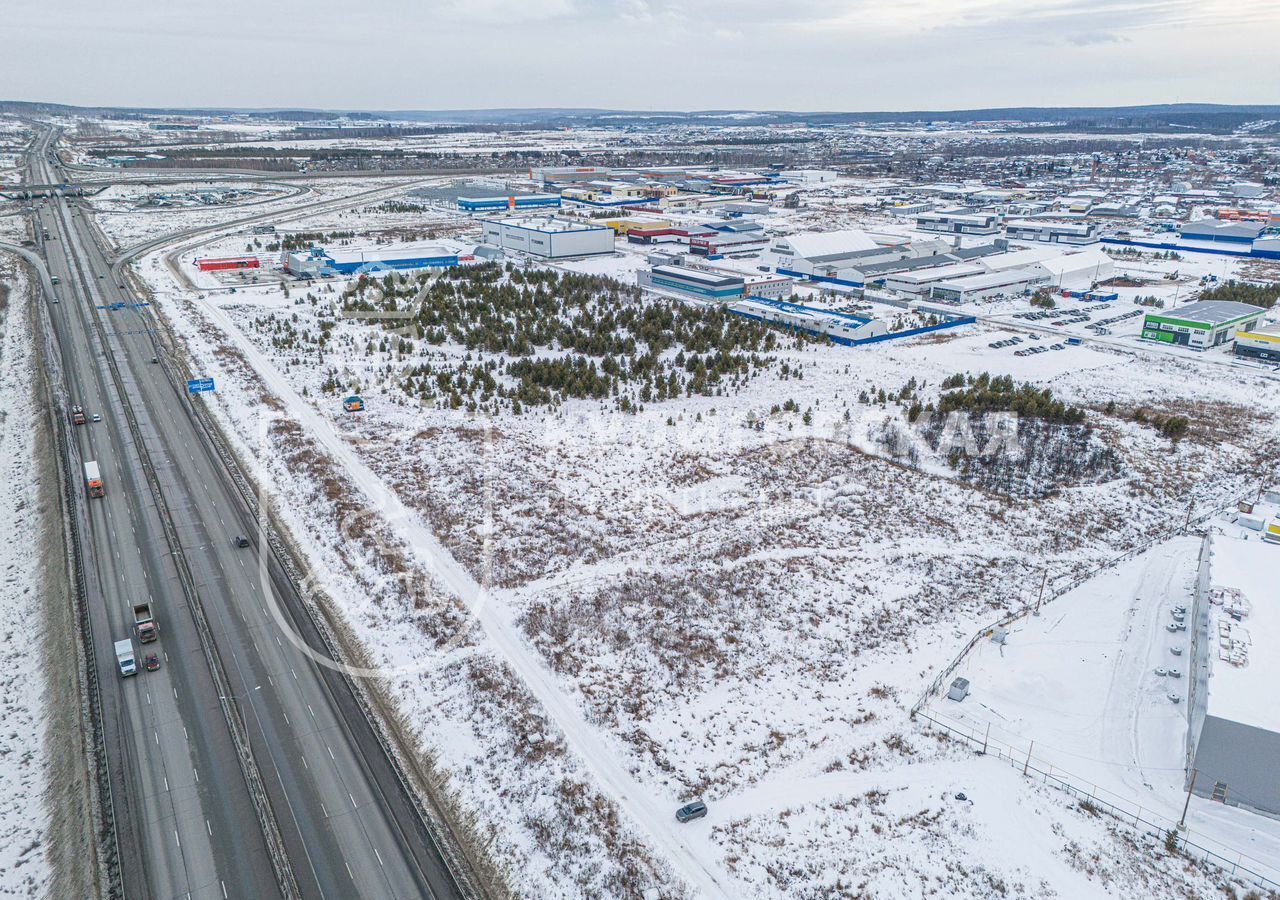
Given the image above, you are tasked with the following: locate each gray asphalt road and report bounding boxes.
[22,128,468,900]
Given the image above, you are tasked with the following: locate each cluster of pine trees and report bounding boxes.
[927,372,1087,424]
[1198,279,1280,310]
[342,263,785,412]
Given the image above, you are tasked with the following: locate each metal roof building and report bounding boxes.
[1179,221,1266,245]
[1141,300,1266,350]
[481,217,615,259]
[639,265,745,300]
[1234,323,1280,363]
[1188,532,1280,816]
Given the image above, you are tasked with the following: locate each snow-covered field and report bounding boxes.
[0,262,53,898]
[131,206,1280,897]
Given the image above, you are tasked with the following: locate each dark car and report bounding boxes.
[676,801,708,823]
[144,653,161,672]
[233,535,250,548]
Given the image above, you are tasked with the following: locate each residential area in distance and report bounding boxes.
[2,79,1280,900]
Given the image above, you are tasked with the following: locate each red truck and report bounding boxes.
[84,461,104,498]
[132,603,158,643]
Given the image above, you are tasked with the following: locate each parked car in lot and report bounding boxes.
[676,800,708,823]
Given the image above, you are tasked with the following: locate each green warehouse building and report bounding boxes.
[1141,300,1266,350]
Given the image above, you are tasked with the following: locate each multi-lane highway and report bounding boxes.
[18,128,470,900]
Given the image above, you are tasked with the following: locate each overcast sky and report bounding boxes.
[4,0,1279,111]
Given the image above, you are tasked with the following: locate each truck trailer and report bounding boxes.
[114,639,137,676]
[84,461,104,498]
[132,603,158,643]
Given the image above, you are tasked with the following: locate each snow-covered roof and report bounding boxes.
[774,229,879,259]
[979,247,1062,272]
[1034,249,1113,278]
[1206,533,1280,733]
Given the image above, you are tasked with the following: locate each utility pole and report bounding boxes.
[1023,740,1035,776]
[1179,769,1198,830]
[1033,568,1048,617]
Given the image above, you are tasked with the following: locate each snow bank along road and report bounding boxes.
[20,129,467,900]
[191,288,737,899]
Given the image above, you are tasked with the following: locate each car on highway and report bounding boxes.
[144,653,161,672]
[52,296,59,304]
[676,800,708,823]
[91,413,102,422]
[233,535,250,548]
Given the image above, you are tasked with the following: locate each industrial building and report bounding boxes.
[689,231,770,257]
[981,247,1114,290]
[929,268,1046,304]
[1188,531,1280,816]
[457,193,561,212]
[196,256,261,272]
[533,165,612,184]
[1178,221,1266,246]
[595,217,673,236]
[1233,323,1280,362]
[481,217,615,259]
[727,298,888,345]
[1005,220,1100,245]
[1141,300,1266,350]
[882,263,986,298]
[772,230,948,284]
[916,210,1001,235]
[561,181,658,207]
[284,244,459,277]
[639,265,745,300]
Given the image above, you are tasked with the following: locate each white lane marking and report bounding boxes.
[174,829,181,850]
[221,881,228,900]
[154,731,159,746]
[300,755,307,769]
[374,847,383,867]
[327,745,335,761]
[145,692,151,706]
[320,801,327,818]
[282,711,290,726]
[307,704,315,718]
[172,687,177,700]
[163,776,169,792]
[345,862,354,881]
[349,792,357,809]
[206,819,212,837]
[193,767,199,783]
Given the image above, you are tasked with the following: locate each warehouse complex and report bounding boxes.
[1234,323,1280,362]
[1005,220,1100,245]
[284,243,459,276]
[1188,530,1280,817]
[458,193,561,212]
[481,216,615,259]
[1140,300,1266,350]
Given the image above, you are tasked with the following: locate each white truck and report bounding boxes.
[114,639,137,677]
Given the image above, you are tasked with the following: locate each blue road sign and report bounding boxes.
[187,377,215,394]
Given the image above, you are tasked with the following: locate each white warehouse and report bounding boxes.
[481,217,615,259]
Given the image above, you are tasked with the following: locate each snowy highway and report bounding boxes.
[19,128,471,900]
